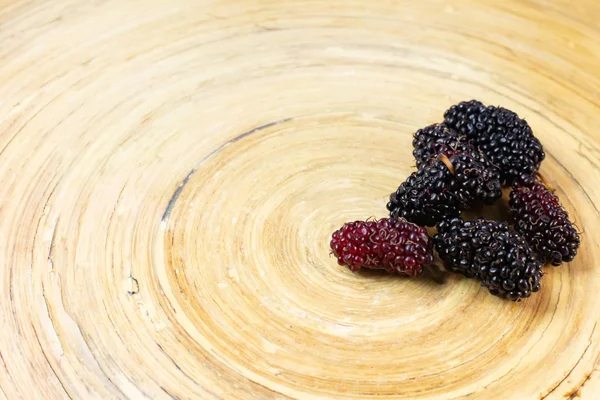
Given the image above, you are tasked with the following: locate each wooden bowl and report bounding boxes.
[1,1,599,399]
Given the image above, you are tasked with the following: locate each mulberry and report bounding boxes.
[330,218,433,276]
[509,174,580,266]
[387,152,502,226]
[443,100,545,185]
[434,217,543,301]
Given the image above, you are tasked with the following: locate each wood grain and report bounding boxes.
[1,0,599,399]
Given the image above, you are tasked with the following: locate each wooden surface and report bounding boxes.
[1,0,600,399]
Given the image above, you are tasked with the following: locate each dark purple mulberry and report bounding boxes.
[434,217,543,301]
[509,174,580,266]
[387,151,502,227]
[443,100,545,186]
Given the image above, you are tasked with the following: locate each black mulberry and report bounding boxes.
[443,100,545,185]
[387,151,502,227]
[434,217,543,301]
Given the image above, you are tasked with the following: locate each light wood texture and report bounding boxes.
[1,0,599,399]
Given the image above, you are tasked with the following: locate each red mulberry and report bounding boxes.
[330,218,433,277]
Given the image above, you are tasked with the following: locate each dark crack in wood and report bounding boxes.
[126,275,139,295]
[160,118,291,222]
[540,322,597,399]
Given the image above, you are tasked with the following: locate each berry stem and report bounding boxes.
[439,154,455,175]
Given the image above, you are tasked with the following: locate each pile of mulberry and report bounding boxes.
[330,218,433,277]
[509,174,580,266]
[434,217,543,301]
[443,100,545,185]
[327,98,581,303]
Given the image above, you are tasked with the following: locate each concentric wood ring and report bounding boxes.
[1,1,600,399]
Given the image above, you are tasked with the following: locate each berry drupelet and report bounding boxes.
[387,150,502,227]
[434,217,543,301]
[330,218,433,277]
[443,100,545,186]
[509,174,580,266]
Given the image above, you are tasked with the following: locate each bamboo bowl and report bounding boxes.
[1,1,599,399]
